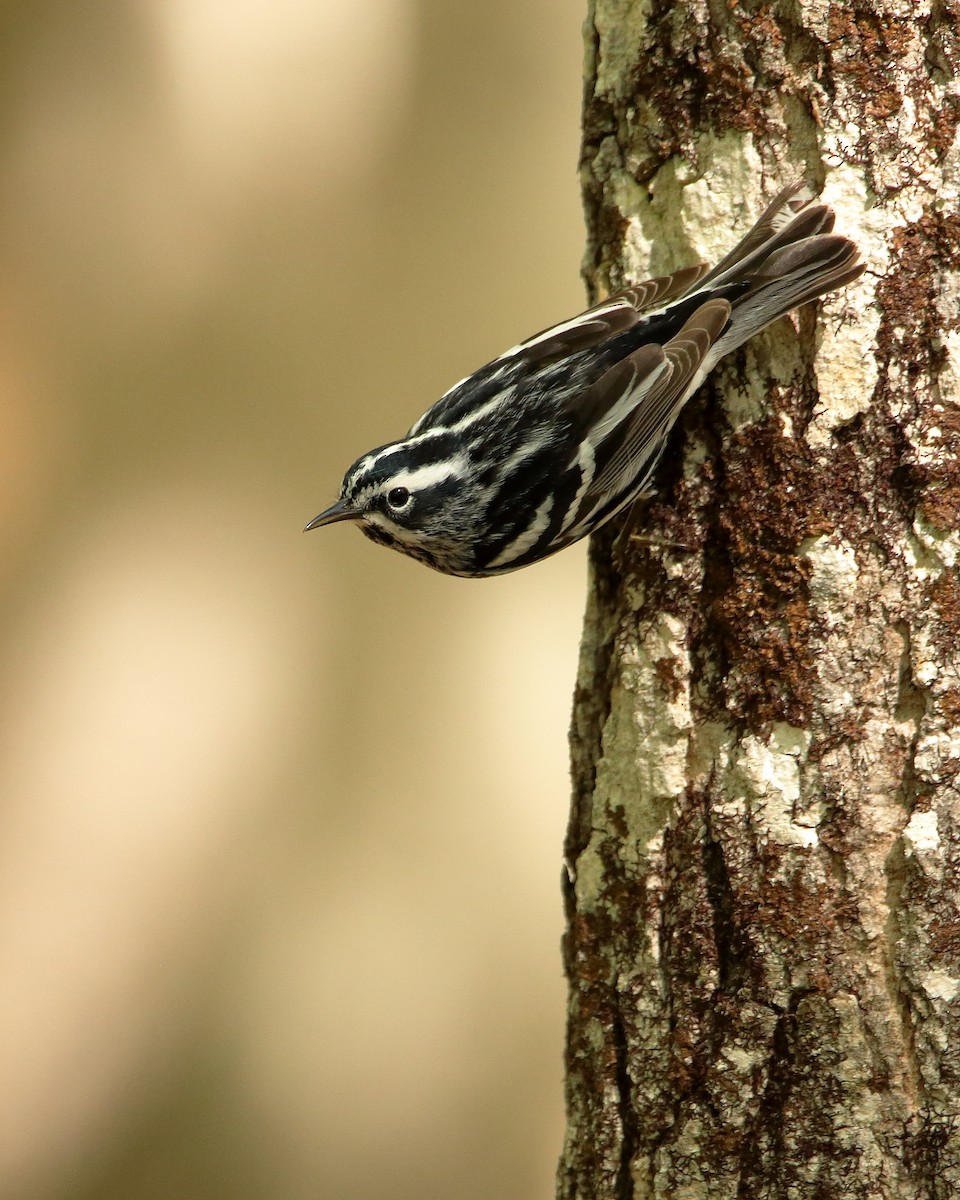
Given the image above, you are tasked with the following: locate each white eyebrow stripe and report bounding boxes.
[486,495,554,568]
[383,456,469,492]
[350,447,470,494]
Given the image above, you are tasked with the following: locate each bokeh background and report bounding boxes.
[0,2,589,1198]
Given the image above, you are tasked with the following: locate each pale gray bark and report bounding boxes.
[561,2,960,1197]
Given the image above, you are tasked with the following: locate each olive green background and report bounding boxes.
[0,2,588,1198]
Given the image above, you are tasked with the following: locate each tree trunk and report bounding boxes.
[560,2,960,1197]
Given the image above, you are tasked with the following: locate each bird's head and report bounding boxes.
[306,438,482,575]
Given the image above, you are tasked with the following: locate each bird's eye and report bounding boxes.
[386,486,411,510]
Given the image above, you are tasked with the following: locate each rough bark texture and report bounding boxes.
[561,2,960,1198]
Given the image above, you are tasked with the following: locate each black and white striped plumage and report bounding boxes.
[307,182,863,576]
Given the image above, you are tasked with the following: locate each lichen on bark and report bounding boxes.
[562,2,960,1197]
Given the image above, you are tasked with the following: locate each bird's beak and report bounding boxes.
[304,500,361,531]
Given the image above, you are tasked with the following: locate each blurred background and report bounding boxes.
[0,2,588,1198]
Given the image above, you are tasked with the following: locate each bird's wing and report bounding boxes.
[501,264,709,368]
[567,298,731,523]
[407,264,712,437]
[583,264,710,317]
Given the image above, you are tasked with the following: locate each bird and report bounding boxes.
[306,181,863,577]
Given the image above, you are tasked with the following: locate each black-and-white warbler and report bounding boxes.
[307,182,863,576]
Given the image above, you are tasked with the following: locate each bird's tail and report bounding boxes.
[699,181,864,361]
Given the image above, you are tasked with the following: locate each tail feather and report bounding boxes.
[694,184,864,362]
[696,182,830,288]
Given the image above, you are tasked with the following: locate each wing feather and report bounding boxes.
[577,299,731,507]
[583,263,710,317]
[502,264,710,367]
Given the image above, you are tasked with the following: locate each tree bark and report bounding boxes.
[560,2,960,1197]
